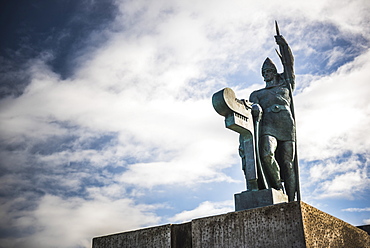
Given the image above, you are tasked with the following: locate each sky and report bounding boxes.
[0,0,369,247]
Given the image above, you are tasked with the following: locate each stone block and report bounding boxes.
[92,222,191,248]
[300,202,370,247]
[192,201,305,247]
[92,201,370,248]
[192,201,370,248]
[234,188,288,211]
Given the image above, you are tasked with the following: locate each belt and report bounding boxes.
[265,104,289,113]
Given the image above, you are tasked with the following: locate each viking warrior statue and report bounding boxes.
[212,22,300,203]
[240,22,299,202]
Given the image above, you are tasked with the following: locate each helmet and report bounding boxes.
[261,57,277,73]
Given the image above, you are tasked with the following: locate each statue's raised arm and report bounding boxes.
[275,21,295,92]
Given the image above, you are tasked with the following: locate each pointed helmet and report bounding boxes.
[261,57,277,73]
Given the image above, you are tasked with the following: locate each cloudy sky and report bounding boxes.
[1,0,369,247]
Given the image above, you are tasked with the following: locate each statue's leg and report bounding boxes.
[260,135,282,190]
[280,141,296,202]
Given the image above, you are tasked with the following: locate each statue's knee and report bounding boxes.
[260,154,268,164]
[261,152,274,164]
[283,161,294,172]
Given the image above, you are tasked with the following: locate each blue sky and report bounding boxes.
[0,0,369,247]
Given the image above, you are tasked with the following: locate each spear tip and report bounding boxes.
[275,20,280,36]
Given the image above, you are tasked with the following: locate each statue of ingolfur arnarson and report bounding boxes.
[246,22,299,202]
[212,22,300,202]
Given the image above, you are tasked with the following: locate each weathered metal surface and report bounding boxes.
[212,87,254,136]
[212,87,252,118]
[212,87,260,190]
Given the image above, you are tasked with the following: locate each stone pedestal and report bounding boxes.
[92,201,370,248]
[234,188,288,211]
[92,223,191,248]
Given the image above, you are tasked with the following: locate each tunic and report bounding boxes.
[249,74,295,141]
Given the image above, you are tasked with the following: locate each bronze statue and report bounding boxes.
[212,22,300,203]
[244,22,299,201]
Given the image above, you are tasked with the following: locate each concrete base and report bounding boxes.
[234,188,288,211]
[93,201,370,248]
[92,223,191,248]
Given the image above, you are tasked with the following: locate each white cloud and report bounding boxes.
[0,55,242,186]
[364,219,370,225]
[342,207,370,212]
[295,49,370,199]
[296,49,370,161]
[308,157,362,183]
[169,200,233,223]
[0,193,161,248]
[313,170,369,200]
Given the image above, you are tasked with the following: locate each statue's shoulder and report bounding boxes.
[249,87,265,102]
[250,88,265,96]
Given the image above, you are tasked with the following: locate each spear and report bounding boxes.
[274,21,301,201]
